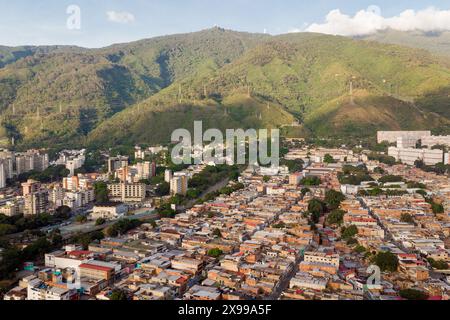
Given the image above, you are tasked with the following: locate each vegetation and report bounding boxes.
[207,248,223,258]
[110,289,129,301]
[327,209,346,226]
[300,176,321,186]
[94,182,109,204]
[323,154,335,164]
[105,219,142,237]
[427,258,449,270]
[399,288,429,300]
[338,165,373,185]
[324,190,345,210]
[95,218,106,226]
[307,199,326,224]
[400,213,414,224]
[372,251,399,272]
[341,225,358,240]
[1,29,449,149]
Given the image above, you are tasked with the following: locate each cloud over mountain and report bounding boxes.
[305,7,450,36]
[106,11,135,24]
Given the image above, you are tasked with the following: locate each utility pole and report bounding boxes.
[350,81,355,105]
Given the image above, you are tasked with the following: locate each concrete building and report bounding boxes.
[170,174,188,196]
[421,135,450,147]
[388,147,444,166]
[0,201,23,217]
[24,190,49,216]
[107,183,146,202]
[107,156,129,173]
[0,161,6,189]
[165,170,173,183]
[22,179,41,196]
[289,173,303,186]
[27,278,76,300]
[304,251,340,268]
[377,131,431,144]
[91,203,128,220]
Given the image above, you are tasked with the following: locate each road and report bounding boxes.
[58,209,157,239]
[266,255,302,300]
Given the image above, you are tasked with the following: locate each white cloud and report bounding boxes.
[106,11,135,24]
[306,7,450,36]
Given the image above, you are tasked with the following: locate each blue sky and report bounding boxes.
[1,0,450,48]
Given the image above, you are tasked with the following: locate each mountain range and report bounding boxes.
[0,27,449,149]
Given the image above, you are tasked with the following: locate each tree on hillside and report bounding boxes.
[94,182,109,204]
[323,154,335,164]
[373,251,399,272]
[400,213,414,224]
[327,209,346,226]
[325,190,345,210]
[341,225,358,240]
[399,289,428,300]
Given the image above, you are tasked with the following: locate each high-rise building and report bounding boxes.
[377,131,431,144]
[136,161,156,180]
[107,156,129,173]
[170,174,188,196]
[24,190,49,216]
[22,179,41,196]
[388,147,444,166]
[107,183,146,202]
[0,162,6,189]
[165,170,173,183]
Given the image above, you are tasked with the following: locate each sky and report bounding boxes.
[1,0,450,48]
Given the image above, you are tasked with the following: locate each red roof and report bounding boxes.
[68,250,92,257]
[79,263,113,272]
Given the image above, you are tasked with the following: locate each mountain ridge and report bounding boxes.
[0,28,449,149]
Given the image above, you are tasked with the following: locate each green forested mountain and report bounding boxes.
[0,28,449,149]
[359,29,450,57]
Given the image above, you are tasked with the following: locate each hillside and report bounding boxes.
[359,29,450,57]
[0,28,268,148]
[0,28,449,148]
[89,32,450,146]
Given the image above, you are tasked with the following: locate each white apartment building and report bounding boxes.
[108,183,146,202]
[377,131,431,144]
[170,174,188,196]
[303,251,340,268]
[27,278,75,300]
[388,147,444,166]
[24,190,49,216]
[0,161,6,189]
[91,203,128,220]
[421,135,450,147]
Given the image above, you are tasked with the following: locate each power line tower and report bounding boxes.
[178,84,182,104]
[349,80,355,105]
